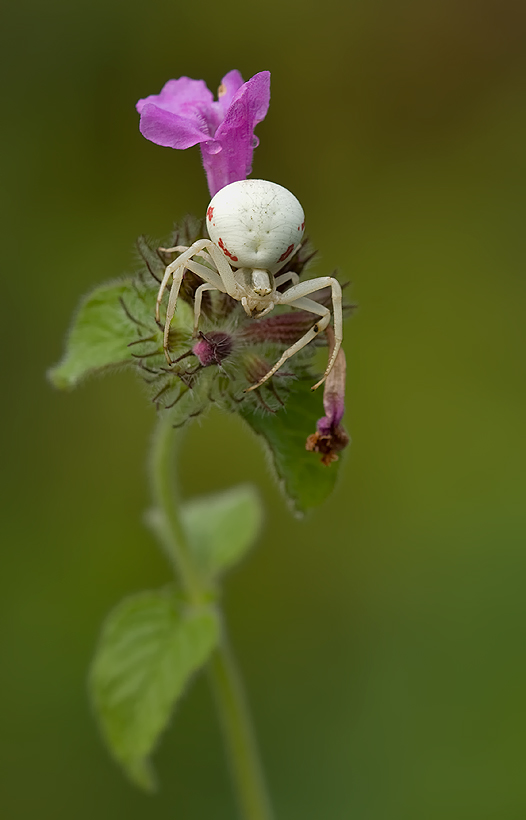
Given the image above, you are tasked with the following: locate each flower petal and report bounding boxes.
[215,69,245,118]
[216,71,271,163]
[138,103,211,150]
[136,77,214,117]
[137,77,216,148]
[203,71,271,195]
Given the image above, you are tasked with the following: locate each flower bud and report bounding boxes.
[192,332,233,367]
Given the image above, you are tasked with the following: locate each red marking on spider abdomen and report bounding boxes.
[278,243,295,262]
[207,206,214,221]
[218,237,238,262]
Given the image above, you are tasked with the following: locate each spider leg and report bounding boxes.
[254,301,275,319]
[274,270,300,288]
[163,264,187,361]
[158,244,189,254]
[277,276,343,390]
[158,239,248,363]
[206,244,245,300]
[193,283,220,333]
[244,296,330,392]
[159,247,215,270]
[156,263,177,323]
[156,239,216,323]
[192,249,214,266]
[181,259,226,333]
[184,259,224,291]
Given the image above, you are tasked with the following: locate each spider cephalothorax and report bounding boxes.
[156,179,342,392]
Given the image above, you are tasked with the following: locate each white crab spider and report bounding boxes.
[156,179,342,392]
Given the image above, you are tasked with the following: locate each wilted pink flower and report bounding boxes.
[136,70,271,196]
[306,328,350,465]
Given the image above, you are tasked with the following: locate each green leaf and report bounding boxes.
[48,278,193,390]
[182,485,263,579]
[145,485,263,582]
[239,377,342,515]
[49,280,141,389]
[90,589,219,790]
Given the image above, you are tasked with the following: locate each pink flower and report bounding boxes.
[136,70,271,196]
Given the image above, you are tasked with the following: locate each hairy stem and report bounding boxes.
[149,414,205,606]
[208,639,274,820]
[150,413,274,820]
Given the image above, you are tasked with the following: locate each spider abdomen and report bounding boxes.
[206,179,305,274]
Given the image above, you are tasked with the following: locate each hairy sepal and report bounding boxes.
[48,278,193,390]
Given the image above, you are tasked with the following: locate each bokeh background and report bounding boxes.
[2,0,526,817]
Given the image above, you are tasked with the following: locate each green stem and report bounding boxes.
[149,413,204,606]
[208,639,274,820]
[150,413,274,820]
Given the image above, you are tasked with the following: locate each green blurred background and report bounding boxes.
[2,0,526,817]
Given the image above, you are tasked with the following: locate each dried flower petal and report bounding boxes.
[306,327,350,465]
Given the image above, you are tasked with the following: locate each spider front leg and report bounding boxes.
[162,263,187,362]
[159,245,215,268]
[158,240,247,362]
[244,296,331,392]
[157,240,216,359]
[274,270,300,288]
[181,258,227,334]
[280,276,343,390]
[193,283,219,333]
[158,244,189,255]
[161,255,231,360]
[156,239,211,323]
[244,275,343,392]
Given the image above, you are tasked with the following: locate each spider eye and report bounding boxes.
[206,179,305,272]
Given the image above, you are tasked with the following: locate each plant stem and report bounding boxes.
[150,413,205,606]
[208,639,274,820]
[150,413,274,820]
